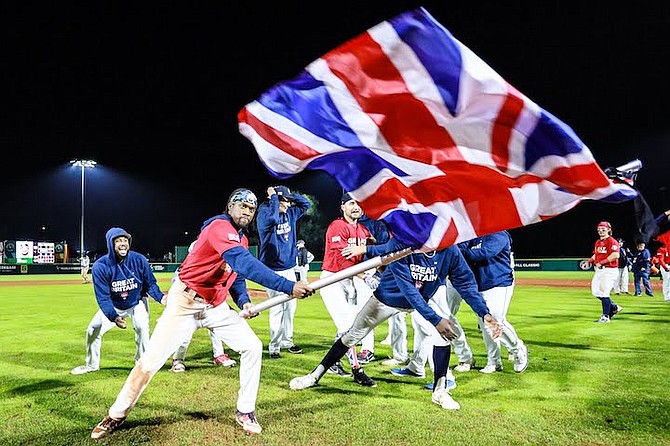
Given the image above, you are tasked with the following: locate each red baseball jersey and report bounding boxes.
[656,246,669,270]
[592,236,619,268]
[321,218,371,273]
[179,218,249,306]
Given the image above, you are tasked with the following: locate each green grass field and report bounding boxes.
[1,272,669,446]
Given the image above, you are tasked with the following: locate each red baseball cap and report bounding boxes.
[597,221,611,229]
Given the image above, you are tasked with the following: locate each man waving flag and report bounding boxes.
[238,7,636,251]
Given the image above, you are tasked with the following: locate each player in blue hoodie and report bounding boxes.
[257,185,311,358]
[289,237,500,411]
[71,227,165,375]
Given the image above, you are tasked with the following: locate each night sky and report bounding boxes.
[3,2,669,259]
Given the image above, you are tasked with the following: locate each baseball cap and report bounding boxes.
[274,185,292,201]
[597,221,611,229]
[227,188,258,207]
[341,191,354,203]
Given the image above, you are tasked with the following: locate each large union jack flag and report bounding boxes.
[238,7,636,251]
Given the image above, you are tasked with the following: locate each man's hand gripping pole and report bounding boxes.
[245,247,413,315]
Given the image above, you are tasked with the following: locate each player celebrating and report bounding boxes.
[91,188,313,439]
[585,221,622,323]
[71,228,164,375]
[318,192,376,382]
[257,185,311,359]
[289,237,501,411]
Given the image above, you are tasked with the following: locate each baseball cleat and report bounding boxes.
[213,354,236,367]
[327,361,350,376]
[513,344,529,373]
[356,349,375,364]
[91,415,125,440]
[71,365,99,375]
[353,368,377,387]
[289,374,317,390]
[479,363,503,374]
[453,357,476,372]
[390,367,425,378]
[287,345,303,354]
[235,410,262,435]
[432,389,460,410]
[170,359,186,372]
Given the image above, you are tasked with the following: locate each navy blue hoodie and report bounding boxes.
[91,227,164,322]
[458,231,514,292]
[366,238,490,326]
[256,191,310,270]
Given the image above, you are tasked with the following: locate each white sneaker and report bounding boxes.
[381,358,407,366]
[71,365,99,375]
[289,374,317,390]
[447,368,457,390]
[479,363,503,374]
[453,357,475,372]
[170,359,186,373]
[513,345,529,373]
[431,388,460,410]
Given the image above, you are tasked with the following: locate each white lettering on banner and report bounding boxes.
[111,278,139,293]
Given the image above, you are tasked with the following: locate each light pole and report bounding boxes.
[70,159,97,261]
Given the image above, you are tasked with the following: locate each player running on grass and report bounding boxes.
[289,237,501,410]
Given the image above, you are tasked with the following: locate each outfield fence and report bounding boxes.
[0,258,587,275]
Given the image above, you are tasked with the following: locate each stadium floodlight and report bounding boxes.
[70,159,97,261]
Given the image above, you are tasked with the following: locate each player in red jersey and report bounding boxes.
[91,188,313,439]
[586,221,623,323]
[318,191,377,385]
[654,245,670,302]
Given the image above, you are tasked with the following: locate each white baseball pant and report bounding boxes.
[478,284,525,367]
[81,298,150,369]
[319,271,374,352]
[267,267,299,354]
[107,278,262,419]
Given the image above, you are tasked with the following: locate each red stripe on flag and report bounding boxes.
[238,109,320,161]
[359,162,527,236]
[545,163,612,196]
[491,91,524,172]
[438,219,460,248]
[323,32,462,164]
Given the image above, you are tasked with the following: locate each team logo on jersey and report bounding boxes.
[410,264,438,282]
[277,221,291,241]
[331,235,341,243]
[228,232,241,242]
[112,278,139,296]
